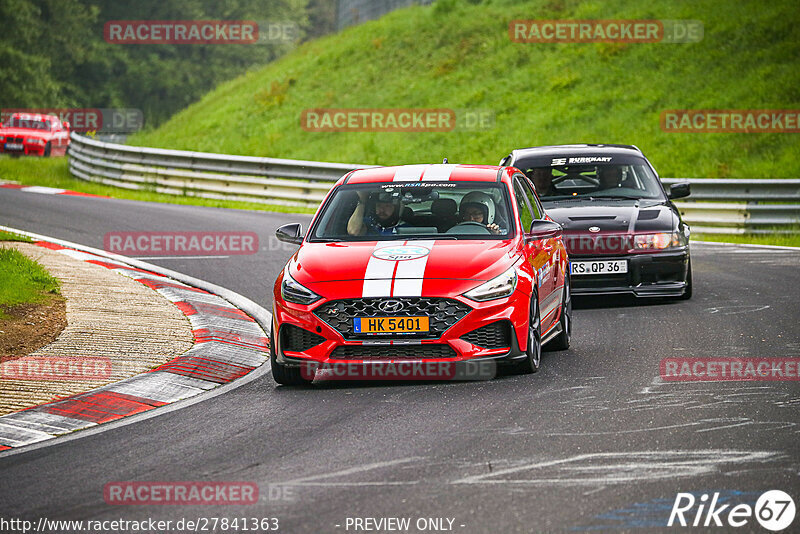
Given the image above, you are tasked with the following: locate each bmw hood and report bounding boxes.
[1,128,48,138]
[543,200,677,233]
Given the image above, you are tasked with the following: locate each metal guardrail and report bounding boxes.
[661,178,800,234]
[68,133,800,233]
[67,132,376,208]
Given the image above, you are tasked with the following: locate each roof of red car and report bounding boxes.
[343,164,504,185]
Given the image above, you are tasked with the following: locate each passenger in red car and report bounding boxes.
[459,192,501,234]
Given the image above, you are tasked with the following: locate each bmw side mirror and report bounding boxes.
[527,220,562,240]
[668,182,691,200]
[276,223,304,245]
[62,121,70,130]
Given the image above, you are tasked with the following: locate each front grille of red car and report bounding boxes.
[329,344,457,360]
[460,321,512,349]
[314,297,471,340]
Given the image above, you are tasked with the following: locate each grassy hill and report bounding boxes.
[129,0,800,178]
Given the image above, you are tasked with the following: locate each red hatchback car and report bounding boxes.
[271,164,572,385]
[0,113,70,157]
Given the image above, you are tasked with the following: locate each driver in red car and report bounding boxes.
[347,191,404,236]
[459,192,501,234]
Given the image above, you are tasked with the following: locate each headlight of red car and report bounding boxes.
[281,269,322,305]
[464,266,518,302]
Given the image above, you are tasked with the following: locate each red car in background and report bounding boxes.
[0,113,70,157]
[271,163,572,385]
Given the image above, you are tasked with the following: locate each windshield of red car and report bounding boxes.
[7,118,50,130]
[309,182,515,241]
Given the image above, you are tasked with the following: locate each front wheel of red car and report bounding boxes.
[44,142,51,157]
[547,274,572,351]
[511,293,542,374]
[270,328,313,386]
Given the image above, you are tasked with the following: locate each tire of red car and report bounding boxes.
[547,273,572,351]
[512,290,542,374]
[270,327,312,386]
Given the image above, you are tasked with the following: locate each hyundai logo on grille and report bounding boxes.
[377,300,404,313]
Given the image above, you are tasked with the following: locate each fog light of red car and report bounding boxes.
[25,138,45,145]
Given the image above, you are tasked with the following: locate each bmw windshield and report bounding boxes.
[515,159,667,203]
[7,117,50,130]
[309,182,514,241]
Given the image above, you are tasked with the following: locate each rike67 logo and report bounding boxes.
[668,490,795,531]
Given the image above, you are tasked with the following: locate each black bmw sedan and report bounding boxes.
[500,144,692,299]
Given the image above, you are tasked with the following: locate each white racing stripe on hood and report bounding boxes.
[421,164,457,181]
[363,241,403,297]
[392,239,435,297]
[361,240,437,297]
[393,165,428,182]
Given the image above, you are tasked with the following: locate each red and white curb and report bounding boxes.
[0,229,271,452]
[0,182,108,198]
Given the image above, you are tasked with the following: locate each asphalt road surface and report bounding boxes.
[1,189,799,533]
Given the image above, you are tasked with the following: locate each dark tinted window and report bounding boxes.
[515,159,666,202]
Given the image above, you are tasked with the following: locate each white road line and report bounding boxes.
[132,255,231,260]
[280,457,424,486]
[20,186,66,194]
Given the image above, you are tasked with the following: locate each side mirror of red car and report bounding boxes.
[526,220,562,241]
[62,121,70,130]
[276,223,304,245]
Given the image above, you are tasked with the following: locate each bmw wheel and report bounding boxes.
[679,259,693,300]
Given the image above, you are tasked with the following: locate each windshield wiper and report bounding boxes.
[546,196,597,203]
[405,235,458,240]
[599,195,644,200]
